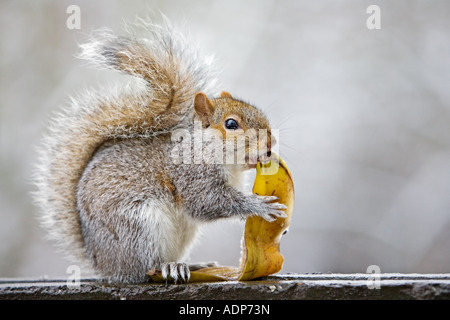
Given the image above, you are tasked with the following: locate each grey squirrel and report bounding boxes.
[33,18,286,283]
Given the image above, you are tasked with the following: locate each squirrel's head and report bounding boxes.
[194,92,275,168]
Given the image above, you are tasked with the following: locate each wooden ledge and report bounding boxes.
[1,273,449,300]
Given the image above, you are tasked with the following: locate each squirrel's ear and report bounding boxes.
[194,93,215,127]
[220,91,233,99]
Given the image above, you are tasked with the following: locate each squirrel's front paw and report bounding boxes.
[254,195,288,222]
[161,262,190,283]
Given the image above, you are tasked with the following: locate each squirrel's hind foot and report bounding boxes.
[158,261,219,283]
[160,262,190,284]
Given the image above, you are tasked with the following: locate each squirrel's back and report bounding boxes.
[33,18,219,266]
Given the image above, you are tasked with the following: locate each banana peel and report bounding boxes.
[148,153,294,282]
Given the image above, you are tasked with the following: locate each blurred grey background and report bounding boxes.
[1,0,449,279]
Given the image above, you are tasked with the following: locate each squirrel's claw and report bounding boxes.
[161,262,190,284]
[255,195,288,222]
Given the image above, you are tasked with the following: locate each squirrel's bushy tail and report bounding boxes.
[33,17,218,266]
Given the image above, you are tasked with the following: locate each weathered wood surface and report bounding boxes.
[1,273,449,300]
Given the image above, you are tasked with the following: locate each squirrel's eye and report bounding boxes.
[225,118,239,130]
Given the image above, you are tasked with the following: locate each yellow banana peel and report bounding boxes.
[148,153,294,282]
